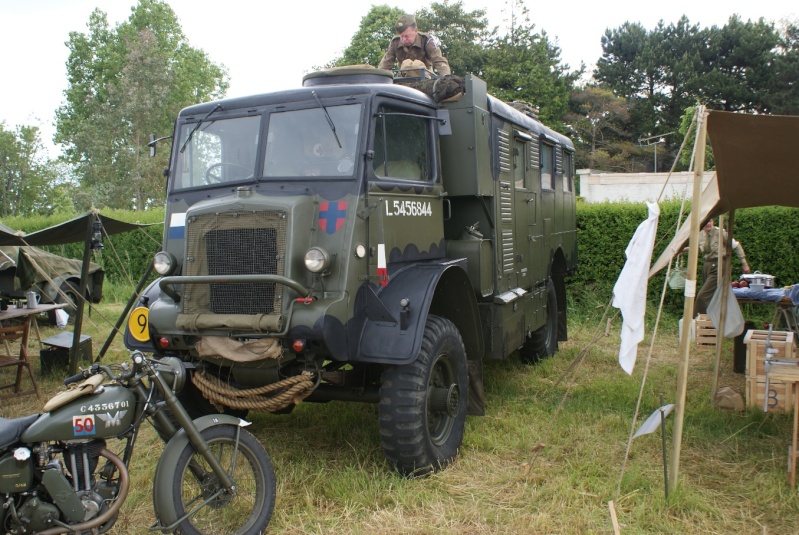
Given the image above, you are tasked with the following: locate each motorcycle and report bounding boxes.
[0,351,275,534]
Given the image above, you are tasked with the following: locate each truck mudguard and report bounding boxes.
[355,259,482,365]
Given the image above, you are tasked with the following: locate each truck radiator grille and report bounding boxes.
[183,211,287,316]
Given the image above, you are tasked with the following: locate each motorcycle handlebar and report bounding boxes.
[63,364,99,386]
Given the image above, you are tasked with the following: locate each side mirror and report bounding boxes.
[148,134,173,158]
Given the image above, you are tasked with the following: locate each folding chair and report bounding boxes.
[0,323,40,400]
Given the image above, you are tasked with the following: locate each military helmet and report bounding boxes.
[394,14,416,34]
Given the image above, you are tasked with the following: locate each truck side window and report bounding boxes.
[540,142,554,190]
[563,151,574,193]
[373,107,429,181]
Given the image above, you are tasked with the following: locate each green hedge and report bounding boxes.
[4,204,799,313]
[574,201,799,314]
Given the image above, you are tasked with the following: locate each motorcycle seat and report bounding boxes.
[0,414,39,449]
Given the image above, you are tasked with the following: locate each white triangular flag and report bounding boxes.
[632,404,675,439]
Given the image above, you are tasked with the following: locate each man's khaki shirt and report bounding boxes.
[379,32,451,75]
[699,226,746,263]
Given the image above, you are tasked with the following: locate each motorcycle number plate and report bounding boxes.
[128,306,150,342]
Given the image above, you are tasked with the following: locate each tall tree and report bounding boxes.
[565,86,632,170]
[56,0,228,210]
[771,20,799,115]
[415,2,491,76]
[0,123,58,217]
[595,15,799,170]
[691,16,783,113]
[333,5,404,68]
[482,0,579,126]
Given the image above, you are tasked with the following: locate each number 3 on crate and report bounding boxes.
[128,306,150,342]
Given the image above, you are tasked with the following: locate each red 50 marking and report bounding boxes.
[73,415,96,436]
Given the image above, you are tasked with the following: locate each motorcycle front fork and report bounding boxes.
[138,378,237,491]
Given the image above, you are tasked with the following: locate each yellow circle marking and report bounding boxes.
[128,307,150,342]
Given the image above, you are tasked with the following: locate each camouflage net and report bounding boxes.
[402,74,466,103]
[192,370,316,413]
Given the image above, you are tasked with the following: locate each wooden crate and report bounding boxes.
[746,377,795,412]
[695,314,717,348]
[744,330,796,378]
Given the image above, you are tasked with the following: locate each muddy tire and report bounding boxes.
[519,277,558,364]
[378,315,468,477]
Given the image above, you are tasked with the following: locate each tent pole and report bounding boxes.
[96,260,155,361]
[711,211,735,401]
[69,212,96,375]
[669,105,708,493]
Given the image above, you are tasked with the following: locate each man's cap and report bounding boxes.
[394,14,416,34]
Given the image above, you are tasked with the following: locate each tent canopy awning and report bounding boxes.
[650,111,799,276]
[0,211,157,247]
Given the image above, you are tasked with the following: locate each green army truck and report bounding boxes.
[126,67,577,476]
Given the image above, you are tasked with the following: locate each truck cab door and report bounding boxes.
[513,133,532,290]
[366,102,445,285]
[539,139,556,280]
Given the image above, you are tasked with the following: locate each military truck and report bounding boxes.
[126,67,577,476]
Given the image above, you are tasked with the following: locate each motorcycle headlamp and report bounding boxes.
[152,356,187,393]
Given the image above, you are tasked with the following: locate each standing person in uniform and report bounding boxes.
[379,14,451,76]
[693,218,751,315]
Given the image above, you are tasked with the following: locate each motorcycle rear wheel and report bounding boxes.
[164,425,275,534]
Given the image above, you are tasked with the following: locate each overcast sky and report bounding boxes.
[1,0,796,157]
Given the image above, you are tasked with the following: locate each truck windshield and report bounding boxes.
[263,104,361,178]
[173,115,260,190]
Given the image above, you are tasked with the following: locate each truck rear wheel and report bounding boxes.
[378,315,468,477]
[519,277,558,363]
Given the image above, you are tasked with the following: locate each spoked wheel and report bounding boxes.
[165,425,275,535]
[379,315,468,477]
[519,277,558,364]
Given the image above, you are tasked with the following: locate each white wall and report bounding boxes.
[577,170,715,204]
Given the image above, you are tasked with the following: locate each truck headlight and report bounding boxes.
[304,247,331,274]
[153,251,177,276]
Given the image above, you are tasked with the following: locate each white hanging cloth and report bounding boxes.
[612,202,660,374]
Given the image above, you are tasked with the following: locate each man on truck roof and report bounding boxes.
[378,13,451,76]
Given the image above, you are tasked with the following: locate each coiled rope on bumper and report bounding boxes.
[192,371,316,413]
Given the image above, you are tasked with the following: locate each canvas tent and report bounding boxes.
[650,111,799,277]
[0,212,147,247]
[0,211,156,373]
[639,109,799,492]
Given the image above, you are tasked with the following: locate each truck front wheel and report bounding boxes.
[378,315,468,477]
[519,277,558,363]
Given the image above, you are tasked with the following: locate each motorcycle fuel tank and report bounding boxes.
[21,385,137,443]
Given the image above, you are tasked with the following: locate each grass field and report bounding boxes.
[2,298,799,534]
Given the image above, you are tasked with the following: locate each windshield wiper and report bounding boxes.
[180,103,222,153]
[311,91,342,149]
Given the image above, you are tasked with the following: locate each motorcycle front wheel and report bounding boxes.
[164,425,275,535]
